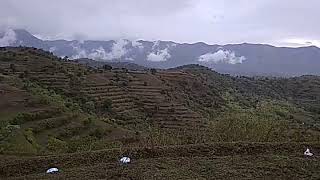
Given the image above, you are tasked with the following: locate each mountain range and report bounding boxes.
[1,29,320,76]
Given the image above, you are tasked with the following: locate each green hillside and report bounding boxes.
[0,47,319,179]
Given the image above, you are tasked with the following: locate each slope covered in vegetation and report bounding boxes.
[0,47,319,179]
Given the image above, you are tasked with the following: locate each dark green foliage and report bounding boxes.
[150,68,157,75]
[47,137,68,153]
[89,128,105,139]
[9,64,16,73]
[120,81,128,87]
[0,124,20,142]
[10,111,56,125]
[84,101,95,113]
[102,64,112,70]
[102,99,112,112]
[82,116,93,126]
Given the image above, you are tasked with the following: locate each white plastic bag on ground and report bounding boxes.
[46,167,59,174]
[304,148,313,156]
[120,157,131,164]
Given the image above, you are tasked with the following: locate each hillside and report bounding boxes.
[2,29,320,76]
[0,47,320,179]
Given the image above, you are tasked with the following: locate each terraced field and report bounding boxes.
[81,82,137,114]
[0,48,210,132]
[77,70,209,131]
[29,72,71,91]
[2,47,320,179]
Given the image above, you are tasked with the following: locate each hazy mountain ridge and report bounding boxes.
[1,29,320,76]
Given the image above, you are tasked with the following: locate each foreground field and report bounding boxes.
[1,142,320,179]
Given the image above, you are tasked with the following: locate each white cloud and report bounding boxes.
[198,50,245,64]
[147,48,171,62]
[49,46,57,52]
[125,57,134,61]
[277,38,320,47]
[70,42,88,59]
[70,39,129,60]
[0,29,16,46]
[152,40,160,49]
[170,43,177,47]
[105,39,129,59]
[132,40,143,49]
[87,47,108,60]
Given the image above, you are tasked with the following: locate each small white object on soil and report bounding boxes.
[120,157,131,164]
[46,167,59,174]
[304,148,313,156]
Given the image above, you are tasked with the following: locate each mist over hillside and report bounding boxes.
[1,29,320,76]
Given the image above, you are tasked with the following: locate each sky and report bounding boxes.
[0,0,319,47]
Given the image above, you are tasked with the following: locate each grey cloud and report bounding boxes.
[0,0,319,47]
[0,29,16,46]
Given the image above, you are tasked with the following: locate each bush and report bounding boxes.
[82,116,93,126]
[103,65,112,70]
[89,128,105,139]
[150,68,157,75]
[102,99,112,112]
[84,101,95,112]
[47,137,68,153]
[0,124,20,142]
[24,128,41,150]
[11,113,39,125]
[121,81,128,87]
[208,100,298,142]
[9,64,16,73]
[23,81,83,112]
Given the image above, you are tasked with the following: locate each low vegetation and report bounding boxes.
[0,48,319,178]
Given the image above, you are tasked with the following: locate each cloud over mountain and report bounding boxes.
[0,29,16,46]
[70,39,129,60]
[147,48,171,62]
[198,50,245,64]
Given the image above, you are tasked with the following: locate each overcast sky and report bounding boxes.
[0,0,319,47]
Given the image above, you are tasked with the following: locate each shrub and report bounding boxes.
[82,117,93,126]
[84,101,95,112]
[208,100,298,142]
[11,113,36,125]
[47,137,68,153]
[24,128,41,150]
[89,128,105,139]
[121,81,128,87]
[103,64,112,70]
[102,99,112,112]
[150,68,157,75]
[9,64,16,73]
